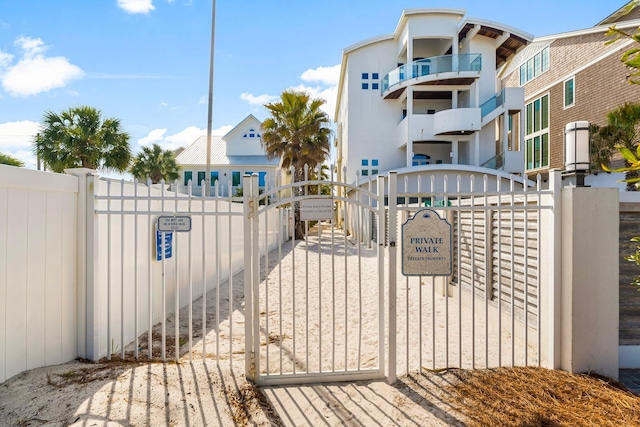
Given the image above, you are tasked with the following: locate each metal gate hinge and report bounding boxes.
[249,351,256,377]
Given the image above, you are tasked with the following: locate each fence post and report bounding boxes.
[387,171,397,383]
[377,175,386,378]
[560,185,619,378]
[243,174,255,381]
[65,168,100,361]
[250,174,261,383]
[542,169,562,369]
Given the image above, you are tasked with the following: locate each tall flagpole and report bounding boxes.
[205,0,216,195]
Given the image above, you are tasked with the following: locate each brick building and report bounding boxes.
[501,2,640,188]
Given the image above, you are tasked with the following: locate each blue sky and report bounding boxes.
[0,0,624,169]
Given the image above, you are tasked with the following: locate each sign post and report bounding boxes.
[401,209,452,276]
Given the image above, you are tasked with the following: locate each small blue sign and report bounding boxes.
[156,228,173,261]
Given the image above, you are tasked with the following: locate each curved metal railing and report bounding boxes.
[381,53,482,94]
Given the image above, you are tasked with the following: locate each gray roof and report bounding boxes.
[175,136,279,167]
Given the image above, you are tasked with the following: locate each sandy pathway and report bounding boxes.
[0,223,539,426]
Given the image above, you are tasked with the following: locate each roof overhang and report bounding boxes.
[458,18,533,67]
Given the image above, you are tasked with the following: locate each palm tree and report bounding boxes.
[0,152,24,167]
[307,163,332,196]
[34,106,131,173]
[130,144,180,184]
[597,102,640,190]
[261,90,332,238]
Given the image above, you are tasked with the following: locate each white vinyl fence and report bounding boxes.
[0,165,622,385]
[0,165,78,383]
[85,171,281,363]
[0,167,281,383]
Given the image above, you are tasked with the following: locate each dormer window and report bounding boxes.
[243,128,261,138]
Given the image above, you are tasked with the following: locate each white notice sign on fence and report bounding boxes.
[158,215,192,232]
[301,198,333,221]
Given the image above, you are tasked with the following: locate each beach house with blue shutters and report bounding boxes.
[176,114,279,196]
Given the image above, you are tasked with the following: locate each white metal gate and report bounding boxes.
[384,170,555,381]
[243,171,386,386]
[90,166,555,386]
[245,167,555,385]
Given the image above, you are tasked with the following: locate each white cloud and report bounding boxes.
[300,64,340,86]
[0,37,84,97]
[10,149,37,169]
[0,50,13,68]
[0,120,41,168]
[211,124,233,136]
[241,64,340,118]
[240,92,277,106]
[3,56,84,97]
[15,36,46,57]
[137,124,233,151]
[288,84,338,118]
[117,0,155,14]
[0,120,41,149]
[138,128,167,146]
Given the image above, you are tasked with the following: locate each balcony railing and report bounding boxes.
[480,151,505,170]
[381,54,482,94]
[480,88,506,118]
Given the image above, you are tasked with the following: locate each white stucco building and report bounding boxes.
[176,114,279,196]
[334,9,534,185]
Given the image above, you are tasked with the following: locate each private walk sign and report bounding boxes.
[401,209,452,276]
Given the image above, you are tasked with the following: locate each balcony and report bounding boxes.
[432,108,481,135]
[480,87,525,125]
[480,88,506,118]
[381,54,482,99]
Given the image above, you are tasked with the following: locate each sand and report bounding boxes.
[0,224,536,426]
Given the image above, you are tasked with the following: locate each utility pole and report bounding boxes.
[205,0,216,196]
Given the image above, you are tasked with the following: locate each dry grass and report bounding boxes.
[442,367,640,426]
[227,382,284,427]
